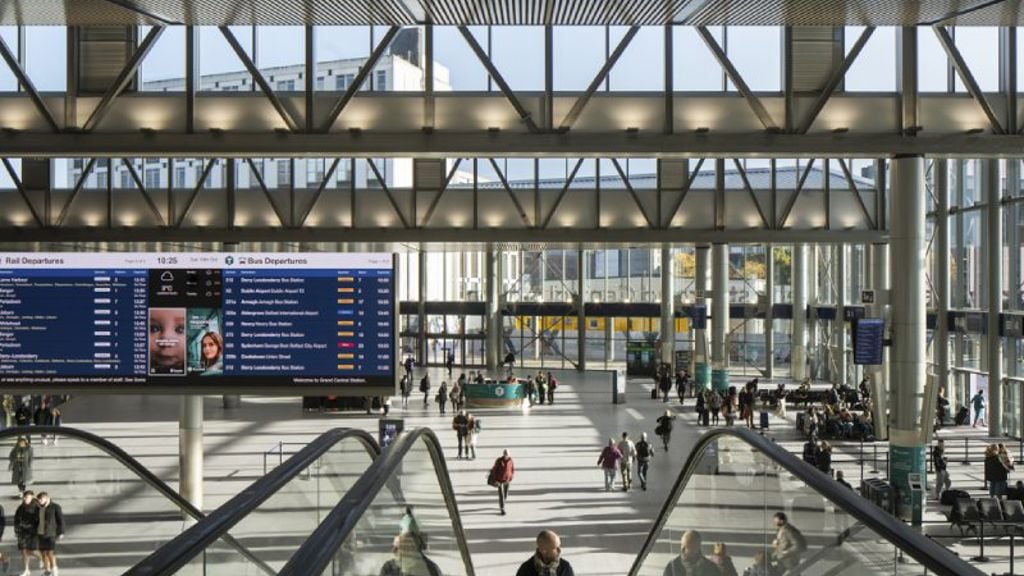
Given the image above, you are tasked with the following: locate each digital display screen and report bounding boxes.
[0,253,396,393]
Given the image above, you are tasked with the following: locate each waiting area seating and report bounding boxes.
[947,497,1024,537]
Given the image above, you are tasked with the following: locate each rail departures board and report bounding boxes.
[0,253,397,395]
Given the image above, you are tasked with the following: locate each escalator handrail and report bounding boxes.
[126,427,380,576]
[628,427,984,576]
[278,427,475,576]
[0,426,273,575]
[0,426,205,520]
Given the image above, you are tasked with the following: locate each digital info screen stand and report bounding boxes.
[0,253,398,395]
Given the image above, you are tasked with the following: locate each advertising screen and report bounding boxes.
[0,253,397,394]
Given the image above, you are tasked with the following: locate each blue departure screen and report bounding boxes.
[0,253,396,391]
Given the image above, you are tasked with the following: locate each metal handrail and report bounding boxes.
[0,426,268,574]
[627,427,984,576]
[126,427,380,576]
[278,427,475,576]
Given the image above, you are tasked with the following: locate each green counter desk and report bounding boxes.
[464,380,526,408]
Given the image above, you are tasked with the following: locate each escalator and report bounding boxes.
[133,426,982,576]
[126,427,379,575]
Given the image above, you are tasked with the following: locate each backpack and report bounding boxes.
[790,526,808,552]
[474,418,482,432]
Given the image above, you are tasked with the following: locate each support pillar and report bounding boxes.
[695,245,711,390]
[660,246,675,368]
[983,159,1003,437]
[417,249,427,367]
[577,249,586,371]
[792,244,808,381]
[935,160,951,403]
[179,395,203,510]
[889,155,927,511]
[765,244,775,380]
[871,241,890,436]
[836,244,848,386]
[485,244,501,372]
[222,241,240,409]
[711,243,729,393]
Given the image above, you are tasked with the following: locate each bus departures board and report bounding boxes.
[0,253,397,394]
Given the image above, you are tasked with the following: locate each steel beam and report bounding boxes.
[420,158,463,226]
[777,159,815,228]
[0,34,60,132]
[299,158,340,226]
[487,158,531,226]
[1,158,44,227]
[837,158,876,229]
[663,158,705,226]
[121,158,166,226]
[540,158,584,228]
[697,27,778,132]
[244,158,289,226]
[82,26,165,133]
[54,158,97,227]
[219,26,300,132]
[321,26,399,132]
[558,26,640,132]
[366,158,411,229]
[178,158,217,226]
[732,159,770,228]
[797,27,874,134]
[611,158,655,228]
[934,26,1006,134]
[458,26,540,134]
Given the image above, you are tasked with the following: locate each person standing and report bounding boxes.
[9,437,32,494]
[546,372,557,405]
[617,432,637,491]
[14,491,37,576]
[656,410,675,451]
[466,414,479,460]
[597,439,623,492]
[535,372,547,406]
[661,530,719,576]
[34,493,62,576]
[708,389,722,426]
[515,530,575,576]
[420,373,431,408]
[445,349,455,379]
[404,356,415,378]
[400,374,411,408]
[933,439,951,498]
[490,450,515,516]
[437,381,449,416]
[452,411,470,460]
[972,389,987,427]
[815,440,833,477]
[449,380,463,413]
[836,470,853,490]
[635,432,653,491]
[771,512,807,573]
[660,369,672,403]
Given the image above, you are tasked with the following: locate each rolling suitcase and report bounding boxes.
[759,411,770,430]
[651,388,659,400]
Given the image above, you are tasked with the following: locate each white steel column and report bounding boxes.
[765,244,775,380]
[791,244,808,381]
[871,241,890,433]
[983,159,1003,437]
[179,395,203,510]
[660,246,675,368]
[711,243,729,392]
[836,244,848,386]
[577,249,586,371]
[889,155,927,509]
[935,160,951,402]
[485,244,501,372]
[695,245,711,390]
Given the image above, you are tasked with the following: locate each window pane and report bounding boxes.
[554,27,605,91]
[140,25,185,92]
[954,27,998,92]
[0,27,17,92]
[727,27,781,92]
[492,27,544,91]
[845,26,895,91]
[434,26,488,91]
[609,26,664,91]
[673,26,723,91]
[918,28,948,92]
[25,27,66,91]
[199,26,253,92]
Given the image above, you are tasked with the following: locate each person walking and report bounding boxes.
[515,530,575,576]
[404,356,414,378]
[437,381,449,416]
[972,389,987,427]
[656,410,675,451]
[741,381,757,429]
[535,372,547,406]
[400,374,411,408]
[986,444,1008,498]
[709,542,738,576]
[452,411,470,460]
[675,370,687,404]
[597,439,623,492]
[933,439,951,498]
[14,491,37,576]
[449,380,463,413]
[445,349,455,379]
[636,432,653,491]
[546,372,557,405]
[35,492,62,576]
[617,432,637,491]
[815,440,833,477]
[771,512,807,573]
[420,373,431,408]
[9,438,31,494]
[660,369,672,403]
[489,450,515,515]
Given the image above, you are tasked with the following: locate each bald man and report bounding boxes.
[662,530,718,576]
[515,530,575,576]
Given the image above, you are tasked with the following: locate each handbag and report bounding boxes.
[487,468,498,487]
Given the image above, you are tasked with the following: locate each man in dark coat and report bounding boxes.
[662,530,719,576]
[14,491,38,576]
[516,530,575,576]
[36,492,63,576]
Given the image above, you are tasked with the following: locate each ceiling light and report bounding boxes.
[625,127,639,134]
[832,127,849,134]
[695,127,710,134]
[487,126,501,133]
[965,128,984,135]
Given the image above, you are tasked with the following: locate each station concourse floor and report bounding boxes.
[51,370,1014,575]
[59,369,699,575]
